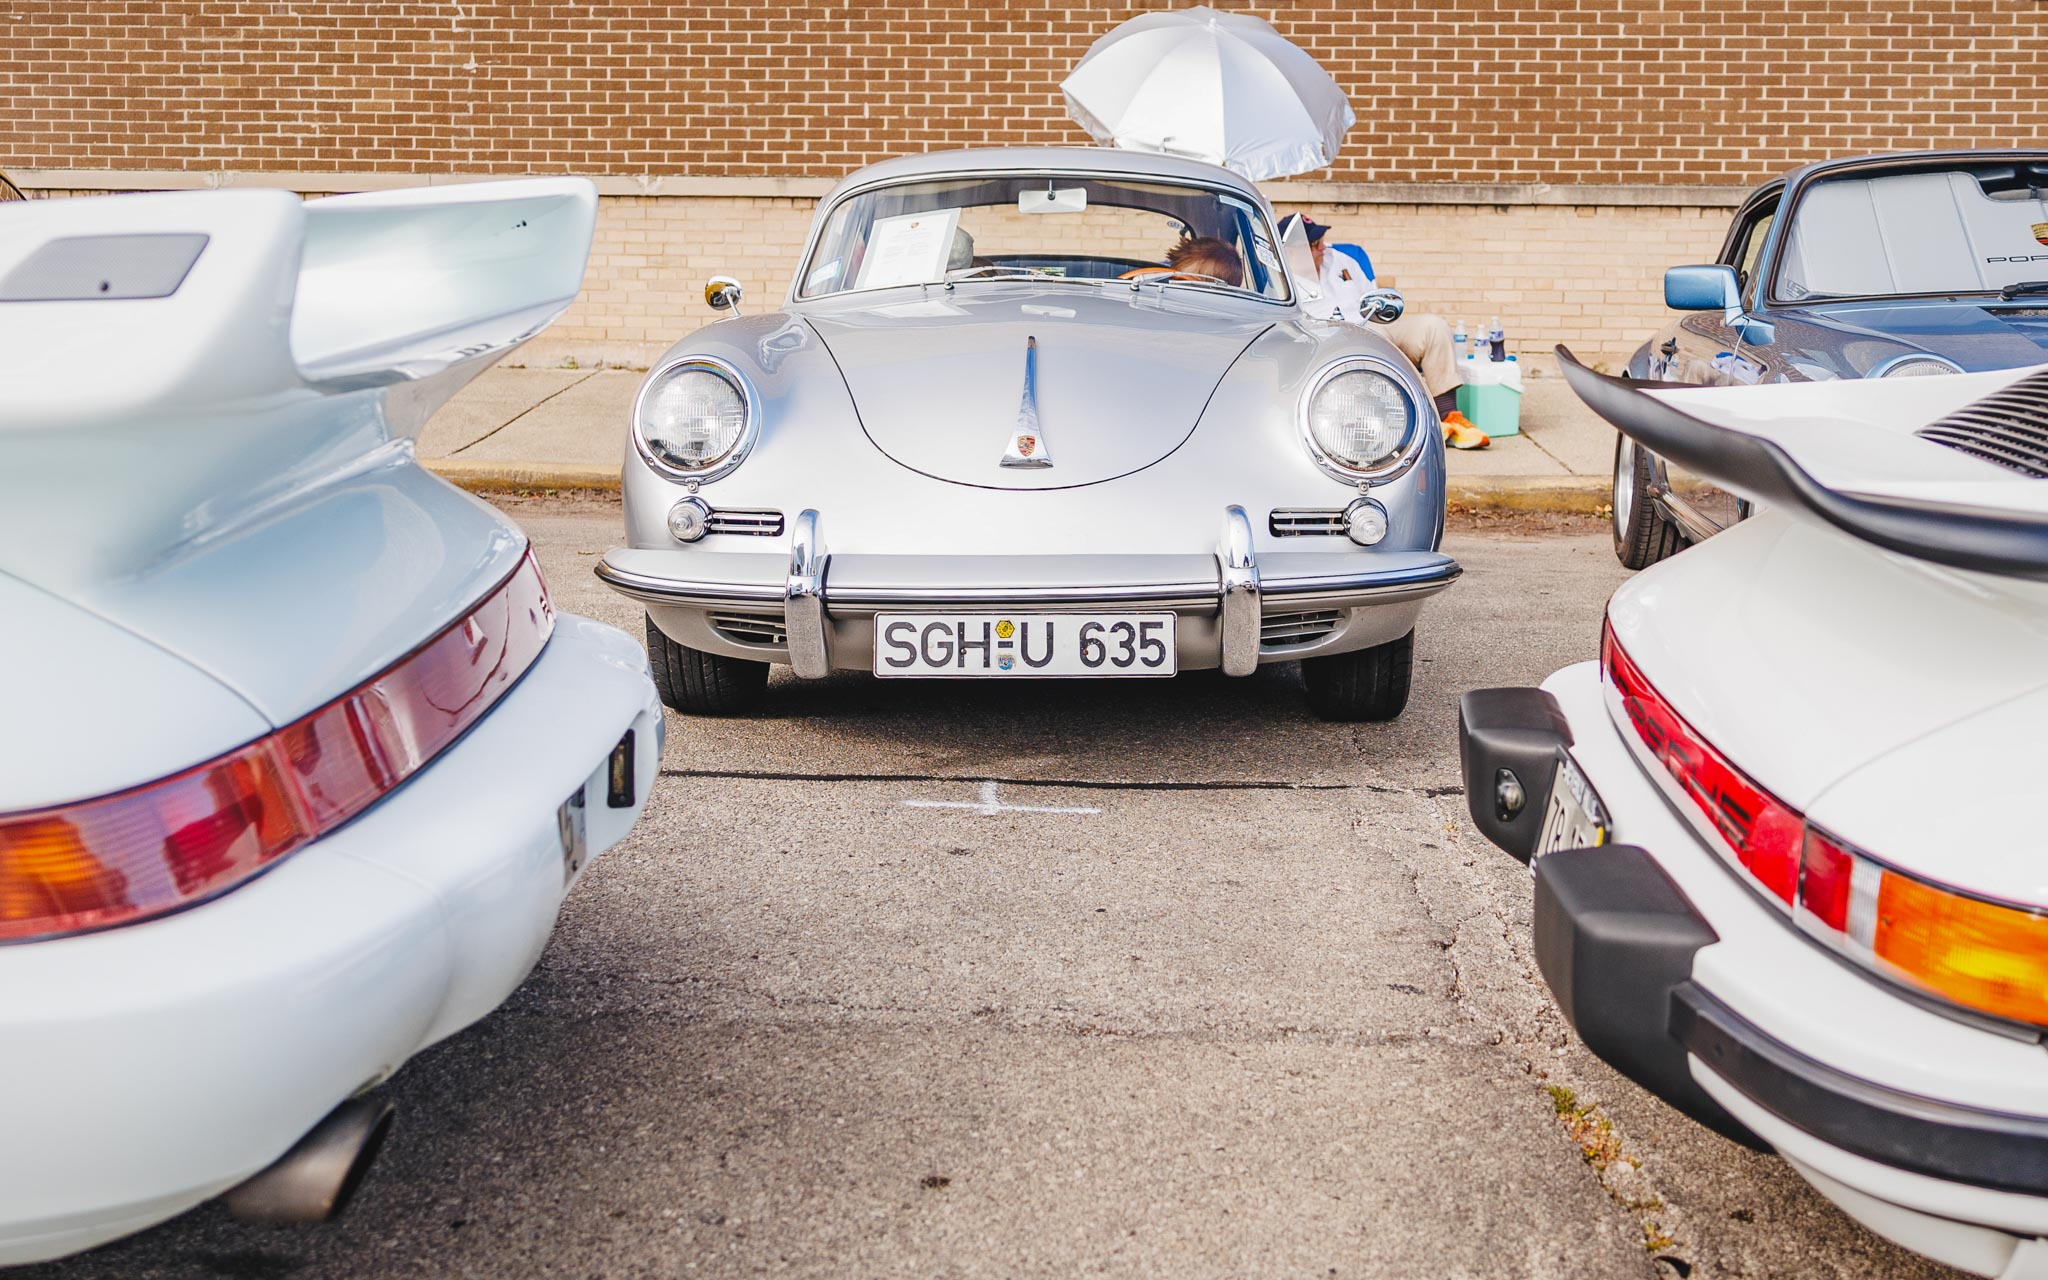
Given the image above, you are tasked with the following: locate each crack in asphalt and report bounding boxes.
[1411,790,1694,1276]
[658,767,1383,792]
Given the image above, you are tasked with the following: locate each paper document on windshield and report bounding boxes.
[857,208,962,290]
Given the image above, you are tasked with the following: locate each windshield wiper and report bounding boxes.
[942,265,1080,285]
[1998,280,2048,300]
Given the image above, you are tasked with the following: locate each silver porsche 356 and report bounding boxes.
[597,146,1459,720]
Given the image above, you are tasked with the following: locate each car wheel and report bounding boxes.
[1612,434,1684,569]
[645,615,769,715]
[1301,630,1413,722]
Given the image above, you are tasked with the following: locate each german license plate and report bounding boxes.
[1535,753,1609,858]
[874,612,1176,677]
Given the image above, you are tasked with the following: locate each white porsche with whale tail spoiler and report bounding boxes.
[1461,353,2048,1278]
[0,179,659,1263]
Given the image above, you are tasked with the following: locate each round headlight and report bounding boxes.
[1306,368,1414,473]
[1879,356,1962,379]
[639,364,749,474]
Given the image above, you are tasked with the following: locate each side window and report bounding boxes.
[1724,200,1779,293]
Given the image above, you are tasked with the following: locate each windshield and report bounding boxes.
[797,174,1290,302]
[1777,164,2048,301]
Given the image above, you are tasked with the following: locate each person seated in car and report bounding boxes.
[1163,235,1244,287]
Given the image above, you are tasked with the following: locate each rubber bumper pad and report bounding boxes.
[1458,687,1572,861]
[1534,845,1765,1149]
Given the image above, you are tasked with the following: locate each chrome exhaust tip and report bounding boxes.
[220,1096,395,1225]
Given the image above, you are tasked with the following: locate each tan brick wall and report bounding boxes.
[6,1,2046,186]
[521,192,1725,370]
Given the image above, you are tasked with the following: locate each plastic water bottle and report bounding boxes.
[1452,319,1470,359]
[1487,317,1506,362]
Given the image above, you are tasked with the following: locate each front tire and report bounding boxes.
[1301,631,1413,722]
[645,615,769,715]
[1612,435,1684,569]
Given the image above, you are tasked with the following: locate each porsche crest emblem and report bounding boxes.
[1000,335,1054,468]
[2035,221,2048,247]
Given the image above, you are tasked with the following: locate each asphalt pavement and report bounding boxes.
[22,501,1960,1280]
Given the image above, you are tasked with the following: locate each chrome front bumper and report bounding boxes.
[597,507,1461,675]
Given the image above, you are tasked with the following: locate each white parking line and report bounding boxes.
[902,780,1101,817]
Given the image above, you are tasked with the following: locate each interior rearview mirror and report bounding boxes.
[705,275,744,315]
[1019,187,1088,215]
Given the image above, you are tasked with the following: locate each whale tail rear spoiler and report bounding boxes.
[0,178,596,433]
[0,180,596,585]
[1556,347,2048,582]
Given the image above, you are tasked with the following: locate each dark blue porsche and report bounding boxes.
[1613,149,2048,566]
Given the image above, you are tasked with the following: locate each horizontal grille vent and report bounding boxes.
[710,613,787,647]
[1260,609,1341,648]
[1917,370,2048,478]
[706,508,785,537]
[1269,508,1347,537]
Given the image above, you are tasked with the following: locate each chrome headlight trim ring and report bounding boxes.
[631,353,762,484]
[1872,353,1964,379]
[1296,354,1428,486]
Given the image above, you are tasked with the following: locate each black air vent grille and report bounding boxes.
[710,613,787,647]
[1917,370,2048,478]
[1260,609,1341,648]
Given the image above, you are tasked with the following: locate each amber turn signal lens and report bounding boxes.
[1874,873,2048,1027]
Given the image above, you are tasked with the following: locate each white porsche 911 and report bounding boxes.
[1461,353,2048,1277]
[0,179,659,1262]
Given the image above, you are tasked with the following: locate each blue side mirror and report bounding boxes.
[1665,264,1740,312]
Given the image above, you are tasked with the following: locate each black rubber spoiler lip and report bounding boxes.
[1556,346,2048,581]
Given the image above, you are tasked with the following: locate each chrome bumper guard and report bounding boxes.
[784,509,830,678]
[598,505,1461,678]
[1218,505,1260,677]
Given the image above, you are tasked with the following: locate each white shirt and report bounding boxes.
[1314,249,1375,325]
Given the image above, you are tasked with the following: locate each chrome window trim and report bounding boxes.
[1296,354,1428,486]
[789,167,1293,307]
[630,353,762,485]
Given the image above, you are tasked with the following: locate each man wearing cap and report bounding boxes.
[1285,215,1482,448]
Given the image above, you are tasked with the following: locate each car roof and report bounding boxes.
[818,146,1267,206]
[1781,147,2048,188]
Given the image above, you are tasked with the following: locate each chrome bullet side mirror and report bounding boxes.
[705,275,744,316]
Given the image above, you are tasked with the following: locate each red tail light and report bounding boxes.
[1600,622,1802,903]
[1603,619,2048,1028]
[0,552,553,943]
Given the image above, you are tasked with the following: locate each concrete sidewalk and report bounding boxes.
[420,365,1615,510]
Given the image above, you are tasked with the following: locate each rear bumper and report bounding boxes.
[1459,667,2048,1277]
[600,506,1460,674]
[0,614,661,1265]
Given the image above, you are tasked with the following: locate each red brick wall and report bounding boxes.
[8,1,2046,185]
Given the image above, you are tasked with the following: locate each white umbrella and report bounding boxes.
[1061,6,1356,182]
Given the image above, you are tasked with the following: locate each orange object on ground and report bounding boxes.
[1442,411,1490,450]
